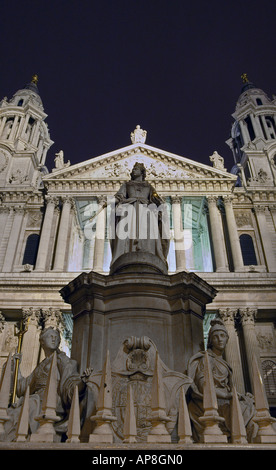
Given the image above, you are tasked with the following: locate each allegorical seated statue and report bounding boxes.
[110,161,170,273]
[4,327,93,441]
[187,318,257,442]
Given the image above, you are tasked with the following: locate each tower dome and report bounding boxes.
[226,74,276,167]
[235,73,271,111]
[9,74,43,109]
[0,75,53,166]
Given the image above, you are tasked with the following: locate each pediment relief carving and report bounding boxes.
[44,145,236,183]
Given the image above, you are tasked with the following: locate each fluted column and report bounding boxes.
[239,307,261,392]
[171,196,186,272]
[0,207,10,246]
[0,116,7,137]
[53,196,73,271]
[8,115,19,141]
[218,308,245,394]
[207,196,229,272]
[35,196,58,271]
[0,312,6,356]
[223,196,244,272]
[93,196,106,272]
[20,307,41,377]
[254,205,276,272]
[268,205,276,232]
[2,206,25,272]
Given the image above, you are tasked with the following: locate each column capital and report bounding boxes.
[253,205,266,214]
[268,205,276,213]
[239,307,257,325]
[223,195,234,205]
[171,195,182,204]
[45,195,59,207]
[42,307,64,330]
[206,195,218,204]
[22,307,41,327]
[61,195,75,207]
[0,311,5,332]
[97,195,107,205]
[218,307,238,325]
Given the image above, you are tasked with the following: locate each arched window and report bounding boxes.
[262,360,276,396]
[17,99,24,106]
[256,98,263,106]
[239,234,257,265]
[22,233,40,266]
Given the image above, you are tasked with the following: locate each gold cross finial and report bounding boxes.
[31,74,38,85]
[241,73,249,83]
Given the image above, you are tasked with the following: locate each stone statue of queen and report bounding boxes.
[109,162,170,274]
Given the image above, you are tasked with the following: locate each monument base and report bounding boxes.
[60,268,217,375]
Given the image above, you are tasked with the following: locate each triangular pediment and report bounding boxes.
[43,143,236,183]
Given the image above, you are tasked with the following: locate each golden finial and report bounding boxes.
[241,73,249,84]
[31,74,38,85]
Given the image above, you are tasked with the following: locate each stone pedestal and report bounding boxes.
[60,269,217,374]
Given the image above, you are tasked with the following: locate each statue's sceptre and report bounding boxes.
[11,318,29,405]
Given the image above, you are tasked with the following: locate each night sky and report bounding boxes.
[0,0,275,172]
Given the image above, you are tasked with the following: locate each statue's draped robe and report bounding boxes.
[187,349,257,442]
[4,350,86,441]
[110,180,169,267]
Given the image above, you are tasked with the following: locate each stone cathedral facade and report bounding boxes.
[0,75,276,416]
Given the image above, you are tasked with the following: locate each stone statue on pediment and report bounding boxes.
[53,150,70,172]
[209,151,226,171]
[130,125,147,144]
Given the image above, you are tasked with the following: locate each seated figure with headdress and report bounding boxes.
[186,318,257,442]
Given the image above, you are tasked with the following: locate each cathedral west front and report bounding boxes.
[0,74,276,429]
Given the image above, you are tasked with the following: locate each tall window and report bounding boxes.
[262,360,276,396]
[239,234,257,265]
[22,233,40,266]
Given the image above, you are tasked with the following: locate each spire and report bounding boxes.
[240,72,256,93]
[24,74,40,95]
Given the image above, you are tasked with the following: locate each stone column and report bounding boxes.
[268,205,276,232]
[239,119,250,144]
[93,196,106,272]
[207,196,229,272]
[8,115,19,141]
[223,196,244,272]
[20,307,41,377]
[0,312,6,358]
[254,205,276,272]
[218,308,245,394]
[171,196,186,272]
[53,196,73,271]
[0,207,10,246]
[35,196,58,271]
[239,307,261,392]
[0,116,7,137]
[2,207,25,272]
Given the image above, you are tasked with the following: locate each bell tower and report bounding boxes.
[226,74,276,187]
[0,75,53,189]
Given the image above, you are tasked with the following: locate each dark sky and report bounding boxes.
[0,0,275,172]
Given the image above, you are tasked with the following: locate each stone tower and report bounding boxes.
[226,73,276,188]
[0,76,54,273]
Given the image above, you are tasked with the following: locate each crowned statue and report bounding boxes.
[109,162,170,274]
